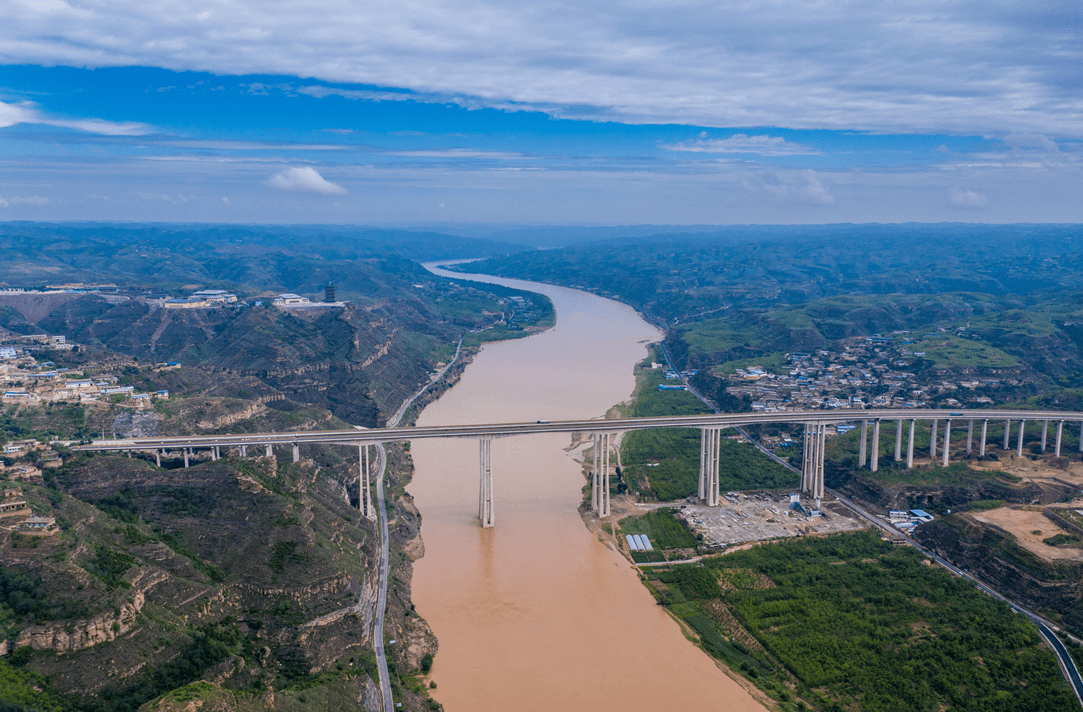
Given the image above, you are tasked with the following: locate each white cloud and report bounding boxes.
[1,2,1081,136]
[758,169,835,205]
[1003,134,1059,152]
[0,194,49,206]
[0,99,147,135]
[664,134,820,156]
[949,187,988,208]
[267,166,347,195]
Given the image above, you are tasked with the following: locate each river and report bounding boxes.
[409,267,766,712]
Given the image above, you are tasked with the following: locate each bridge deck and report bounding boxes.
[72,408,1083,451]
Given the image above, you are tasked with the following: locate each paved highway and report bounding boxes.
[371,443,394,712]
[71,408,1083,453]
[371,335,465,712]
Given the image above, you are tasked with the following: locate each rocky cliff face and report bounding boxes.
[16,586,148,653]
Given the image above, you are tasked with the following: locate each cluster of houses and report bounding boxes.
[1,344,168,407]
[721,335,1023,414]
[0,486,57,535]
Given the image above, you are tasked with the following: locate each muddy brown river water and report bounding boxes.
[409,267,767,712]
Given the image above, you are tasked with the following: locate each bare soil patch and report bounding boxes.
[972,507,1083,561]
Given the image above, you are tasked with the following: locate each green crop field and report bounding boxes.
[639,531,1080,712]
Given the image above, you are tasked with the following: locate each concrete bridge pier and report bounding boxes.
[966,419,974,454]
[211,446,219,461]
[292,444,300,463]
[870,420,881,472]
[858,420,868,468]
[980,420,988,457]
[1042,420,1049,452]
[265,444,273,458]
[593,432,614,516]
[802,422,825,508]
[698,428,720,507]
[942,420,952,466]
[1017,421,1026,457]
[358,444,373,519]
[240,445,247,457]
[1079,422,1083,453]
[479,437,495,527]
[1056,421,1064,457]
[184,448,190,468]
[801,424,811,492]
[906,420,915,468]
[930,419,938,459]
[894,420,903,461]
[1003,420,1011,449]
[155,449,161,467]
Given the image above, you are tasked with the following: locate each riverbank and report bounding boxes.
[408,268,768,712]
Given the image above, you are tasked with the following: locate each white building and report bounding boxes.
[273,293,311,306]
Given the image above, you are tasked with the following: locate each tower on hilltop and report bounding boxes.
[324,282,336,303]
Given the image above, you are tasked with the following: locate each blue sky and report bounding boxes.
[1,1,1081,225]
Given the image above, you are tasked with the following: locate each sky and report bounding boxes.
[0,0,1081,225]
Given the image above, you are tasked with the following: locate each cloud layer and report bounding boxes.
[664,134,820,156]
[0,99,147,135]
[267,166,347,195]
[2,0,1081,136]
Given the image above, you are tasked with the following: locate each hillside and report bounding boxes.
[1,448,438,711]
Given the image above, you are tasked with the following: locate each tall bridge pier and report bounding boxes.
[801,422,826,509]
[699,427,721,507]
[479,437,495,527]
[592,432,613,517]
[358,444,375,520]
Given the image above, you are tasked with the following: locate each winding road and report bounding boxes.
[372,337,465,712]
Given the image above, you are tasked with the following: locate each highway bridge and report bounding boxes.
[74,407,1083,528]
[72,407,1083,703]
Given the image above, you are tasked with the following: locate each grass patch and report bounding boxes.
[622,429,797,501]
[907,333,1019,367]
[620,508,696,549]
[1043,533,1082,547]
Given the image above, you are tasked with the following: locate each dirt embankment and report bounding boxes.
[915,512,1083,634]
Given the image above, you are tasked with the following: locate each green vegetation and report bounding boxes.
[1043,533,1081,547]
[269,541,302,575]
[1,566,92,633]
[82,623,242,712]
[619,509,696,549]
[622,428,797,501]
[907,333,1019,367]
[642,531,1079,712]
[85,546,135,589]
[630,367,711,418]
[160,532,226,583]
[0,658,69,712]
[967,499,1006,511]
[863,461,996,488]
